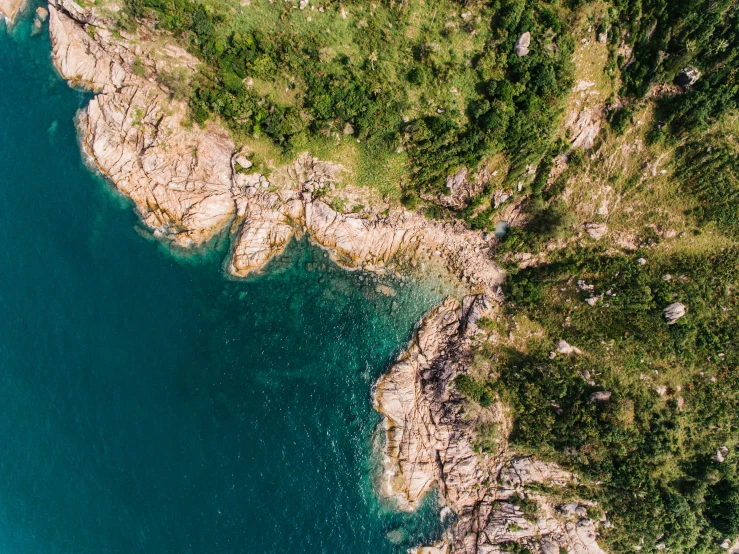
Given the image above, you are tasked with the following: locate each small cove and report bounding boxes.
[0,15,449,553]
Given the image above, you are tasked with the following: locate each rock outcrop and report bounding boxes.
[375,296,611,554]
[663,302,686,324]
[514,32,531,57]
[50,0,238,247]
[565,105,603,150]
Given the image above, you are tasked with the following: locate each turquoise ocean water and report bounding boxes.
[0,14,448,553]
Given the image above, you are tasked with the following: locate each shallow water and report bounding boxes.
[0,15,447,553]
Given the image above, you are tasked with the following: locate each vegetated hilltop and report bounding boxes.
[58,0,739,550]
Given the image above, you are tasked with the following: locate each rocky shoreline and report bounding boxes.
[46,2,610,552]
[0,0,25,23]
[48,0,504,294]
[374,297,611,554]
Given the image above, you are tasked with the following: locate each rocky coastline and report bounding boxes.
[46,2,611,552]
[0,0,25,23]
[48,0,504,293]
[374,296,611,554]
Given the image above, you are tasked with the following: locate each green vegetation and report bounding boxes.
[455,373,494,407]
[467,243,739,551]
[674,132,739,238]
[123,0,577,226]
[611,0,739,133]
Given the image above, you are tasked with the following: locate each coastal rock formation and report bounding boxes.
[374,297,484,509]
[48,0,504,293]
[376,296,610,554]
[50,1,238,247]
[0,0,24,22]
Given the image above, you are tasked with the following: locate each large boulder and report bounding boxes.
[675,67,701,88]
[514,32,531,56]
[663,302,686,324]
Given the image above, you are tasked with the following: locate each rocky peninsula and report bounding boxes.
[46,2,612,552]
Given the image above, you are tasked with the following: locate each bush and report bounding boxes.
[455,374,493,408]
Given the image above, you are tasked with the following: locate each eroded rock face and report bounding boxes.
[377,297,611,554]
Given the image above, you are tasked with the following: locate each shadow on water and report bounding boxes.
[0,13,453,554]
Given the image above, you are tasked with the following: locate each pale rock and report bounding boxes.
[560,503,588,517]
[557,339,581,354]
[0,0,24,22]
[584,222,608,240]
[233,154,252,170]
[514,31,531,56]
[589,391,612,402]
[715,449,726,463]
[663,302,686,324]
[565,106,603,150]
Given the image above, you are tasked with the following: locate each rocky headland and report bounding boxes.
[48,0,503,293]
[374,296,611,554]
[46,2,611,552]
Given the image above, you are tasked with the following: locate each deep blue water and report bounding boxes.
[0,14,446,553]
